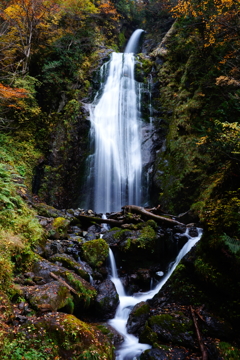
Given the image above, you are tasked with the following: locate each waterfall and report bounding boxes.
[108,228,203,360]
[124,29,145,54]
[85,30,145,213]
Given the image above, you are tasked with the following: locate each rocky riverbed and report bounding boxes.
[0,202,238,359]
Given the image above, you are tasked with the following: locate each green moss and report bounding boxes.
[194,257,222,286]
[146,220,157,229]
[50,254,89,280]
[64,271,97,308]
[0,314,114,359]
[65,296,75,314]
[135,54,154,83]
[34,203,65,218]
[126,225,156,251]
[82,238,109,268]
[132,303,150,317]
[109,227,121,232]
[113,229,130,240]
[0,164,44,295]
[149,313,193,336]
[217,342,240,360]
[52,217,70,236]
[139,324,158,345]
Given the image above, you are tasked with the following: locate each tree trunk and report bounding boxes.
[190,306,208,360]
[122,205,186,227]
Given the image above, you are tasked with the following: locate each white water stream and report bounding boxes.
[108,228,203,360]
[86,30,144,213]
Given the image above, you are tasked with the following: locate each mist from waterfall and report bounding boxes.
[85,30,145,213]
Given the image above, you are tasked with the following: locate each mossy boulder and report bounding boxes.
[50,217,70,239]
[140,347,189,359]
[104,225,156,252]
[32,259,97,309]
[34,203,66,218]
[35,313,114,359]
[0,313,114,359]
[140,313,195,348]
[50,253,90,281]
[126,301,150,335]
[23,281,72,312]
[82,238,109,268]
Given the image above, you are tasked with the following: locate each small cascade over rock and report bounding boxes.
[108,228,203,359]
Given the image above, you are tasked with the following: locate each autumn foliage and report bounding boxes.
[172,0,240,47]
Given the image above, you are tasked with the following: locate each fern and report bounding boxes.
[221,233,240,254]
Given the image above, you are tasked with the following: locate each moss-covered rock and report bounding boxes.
[38,313,114,359]
[0,313,114,359]
[24,281,72,312]
[50,253,90,281]
[126,301,150,335]
[141,313,195,348]
[82,238,109,268]
[50,217,70,239]
[32,259,97,309]
[34,203,66,218]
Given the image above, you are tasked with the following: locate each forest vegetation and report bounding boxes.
[0,0,240,358]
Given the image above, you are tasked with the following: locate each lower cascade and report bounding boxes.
[108,228,203,360]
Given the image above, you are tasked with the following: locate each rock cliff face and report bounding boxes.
[37,104,90,209]
[33,49,114,209]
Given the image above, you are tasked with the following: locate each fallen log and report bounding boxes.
[122,205,186,227]
[77,214,124,226]
[190,305,208,360]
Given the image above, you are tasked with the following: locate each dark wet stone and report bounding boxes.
[188,227,199,237]
[23,281,71,312]
[140,347,189,359]
[173,225,187,234]
[140,348,169,360]
[126,301,150,335]
[94,279,119,320]
[173,233,189,248]
[44,239,64,258]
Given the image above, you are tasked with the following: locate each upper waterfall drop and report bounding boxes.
[86,30,145,213]
[124,29,145,54]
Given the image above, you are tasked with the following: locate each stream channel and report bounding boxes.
[84,29,203,359]
[108,228,203,359]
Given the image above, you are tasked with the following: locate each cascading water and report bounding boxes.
[108,228,203,360]
[83,29,203,359]
[85,30,145,213]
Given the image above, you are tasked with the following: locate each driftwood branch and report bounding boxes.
[123,205,185,227]
[190,305,208,360]
[50,272,78,295]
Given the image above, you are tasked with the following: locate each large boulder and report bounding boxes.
[32,259,97,310]
[50,253,91,281]
[82,238,109,268]
[23,281,72,312]
[127,301,150,335]
[140,347,189,359]
[140,313,195,348]
[94,279,119,320]
[49,217,70,239]
[0,312,114,359]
